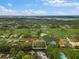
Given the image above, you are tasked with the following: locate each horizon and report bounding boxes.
[0,15,79,17]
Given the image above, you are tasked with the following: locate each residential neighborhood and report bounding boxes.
[0,16,79,59]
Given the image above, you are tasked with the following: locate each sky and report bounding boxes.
[0,0,79,16]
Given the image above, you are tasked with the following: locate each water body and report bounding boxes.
[60,52,67,59]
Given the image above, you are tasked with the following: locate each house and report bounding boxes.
[69,42,79,47]
[37,51,49,59]
[49,40,56,46]
[9,34,18,38]
[19,34,24,39]
[40,33,47,37]
[29,50,35,55]
[59,39,67,47]
[0,34,10,38]
[32,40,47,49]
[25,38,33,45]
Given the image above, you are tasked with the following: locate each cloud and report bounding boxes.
[0,3,79,16]
[8,3,12,7]
[22,9,47,16]
[0,5,17,16]
[42,0,65,5]
[50,10,79,15]
[42,0,79,7]
[0,5,46,16]
[58,2,79,7]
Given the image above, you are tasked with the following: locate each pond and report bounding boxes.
[60,52,67,59]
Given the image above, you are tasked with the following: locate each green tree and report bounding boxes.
[10,48,17,56]
[15,50,25,59]
[37,29,42,37]
[47,45,59,59]
[72,51,79,59]
[22,55,31,59]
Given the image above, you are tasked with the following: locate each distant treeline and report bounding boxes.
[0,17,79,30]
